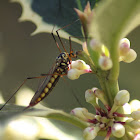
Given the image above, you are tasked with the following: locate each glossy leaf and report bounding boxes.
[11,0,97,44]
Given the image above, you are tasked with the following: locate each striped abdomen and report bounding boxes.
[28,52,71,108]
[29,71,61,107]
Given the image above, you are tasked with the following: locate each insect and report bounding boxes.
[26,28,78,109]
[0,19,80,111]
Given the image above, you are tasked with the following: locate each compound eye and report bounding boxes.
[62,53,68,59]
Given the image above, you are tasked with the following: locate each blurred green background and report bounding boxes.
[0,0,140,140]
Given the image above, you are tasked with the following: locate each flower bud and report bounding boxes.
[85,89,102,113]
[70,108,88,121]
[92,88,97,93]
[93,89,104,99]
[126,132,135,139]
[114,90,130,106]
[90,39,102,52]
[67,69,80,80]
[70,60,90,70]
[98,56,112,70]
[85,89,96,103]
[68,60,91,80]
[83,126,100,140]
[99,123,105,129]
[119,42,130,56]
[111,123,125,138]
[130,99,140,112]
[122,103,131,114]
[131,111,140,120]
[120,38,130,47]
[83,111,95,120]
[125,124,135,132]
[128,120,140,129]
[71,107,95,121]
[121,49,137,63]
[93,89,108,108]
[122,103,131,121]
[119,38,130,56]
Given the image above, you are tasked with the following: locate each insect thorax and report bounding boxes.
[55,52,71,74]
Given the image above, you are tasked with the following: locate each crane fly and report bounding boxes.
[0,19,80,111]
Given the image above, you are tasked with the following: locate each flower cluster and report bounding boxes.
[71,89,140,140]
[67,38,137,79]
[89,39,112,70]
[87,37,136,71]
[66,12,138,139]
[66,21,138,140]
[67,60,92,80]
[119,38,137,63]
[68,2,139,140]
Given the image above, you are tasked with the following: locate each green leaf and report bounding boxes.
[0,104,89,129]
[0,104,25,124]
[10,0,97,44]
[24,107,89,129]
[0,104,84,139]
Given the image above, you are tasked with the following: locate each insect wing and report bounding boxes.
[29,62,57,106]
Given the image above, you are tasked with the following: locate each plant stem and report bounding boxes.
[105,80,119,105]
[108,37,120,81]
[97,68,119,107]
[103,37,120,106]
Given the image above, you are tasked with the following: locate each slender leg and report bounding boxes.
[51,32,62,53]
[51,0,63,53]
[51,17,81,55]
[0,75,49,111]
[68,36,85,55]
[41,73,67,77]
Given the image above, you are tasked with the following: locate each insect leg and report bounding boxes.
[50,0,63,53]
[0,75,48,111]
[51,31,62,53]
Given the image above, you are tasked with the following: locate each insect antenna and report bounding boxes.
[56,19,80,53]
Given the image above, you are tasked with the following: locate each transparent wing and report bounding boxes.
[28,61,58,107]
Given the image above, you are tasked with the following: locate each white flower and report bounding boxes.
[98,56,112,70]
[114,90,130,106]
[111,123,125,138]
[83,126,100,140]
